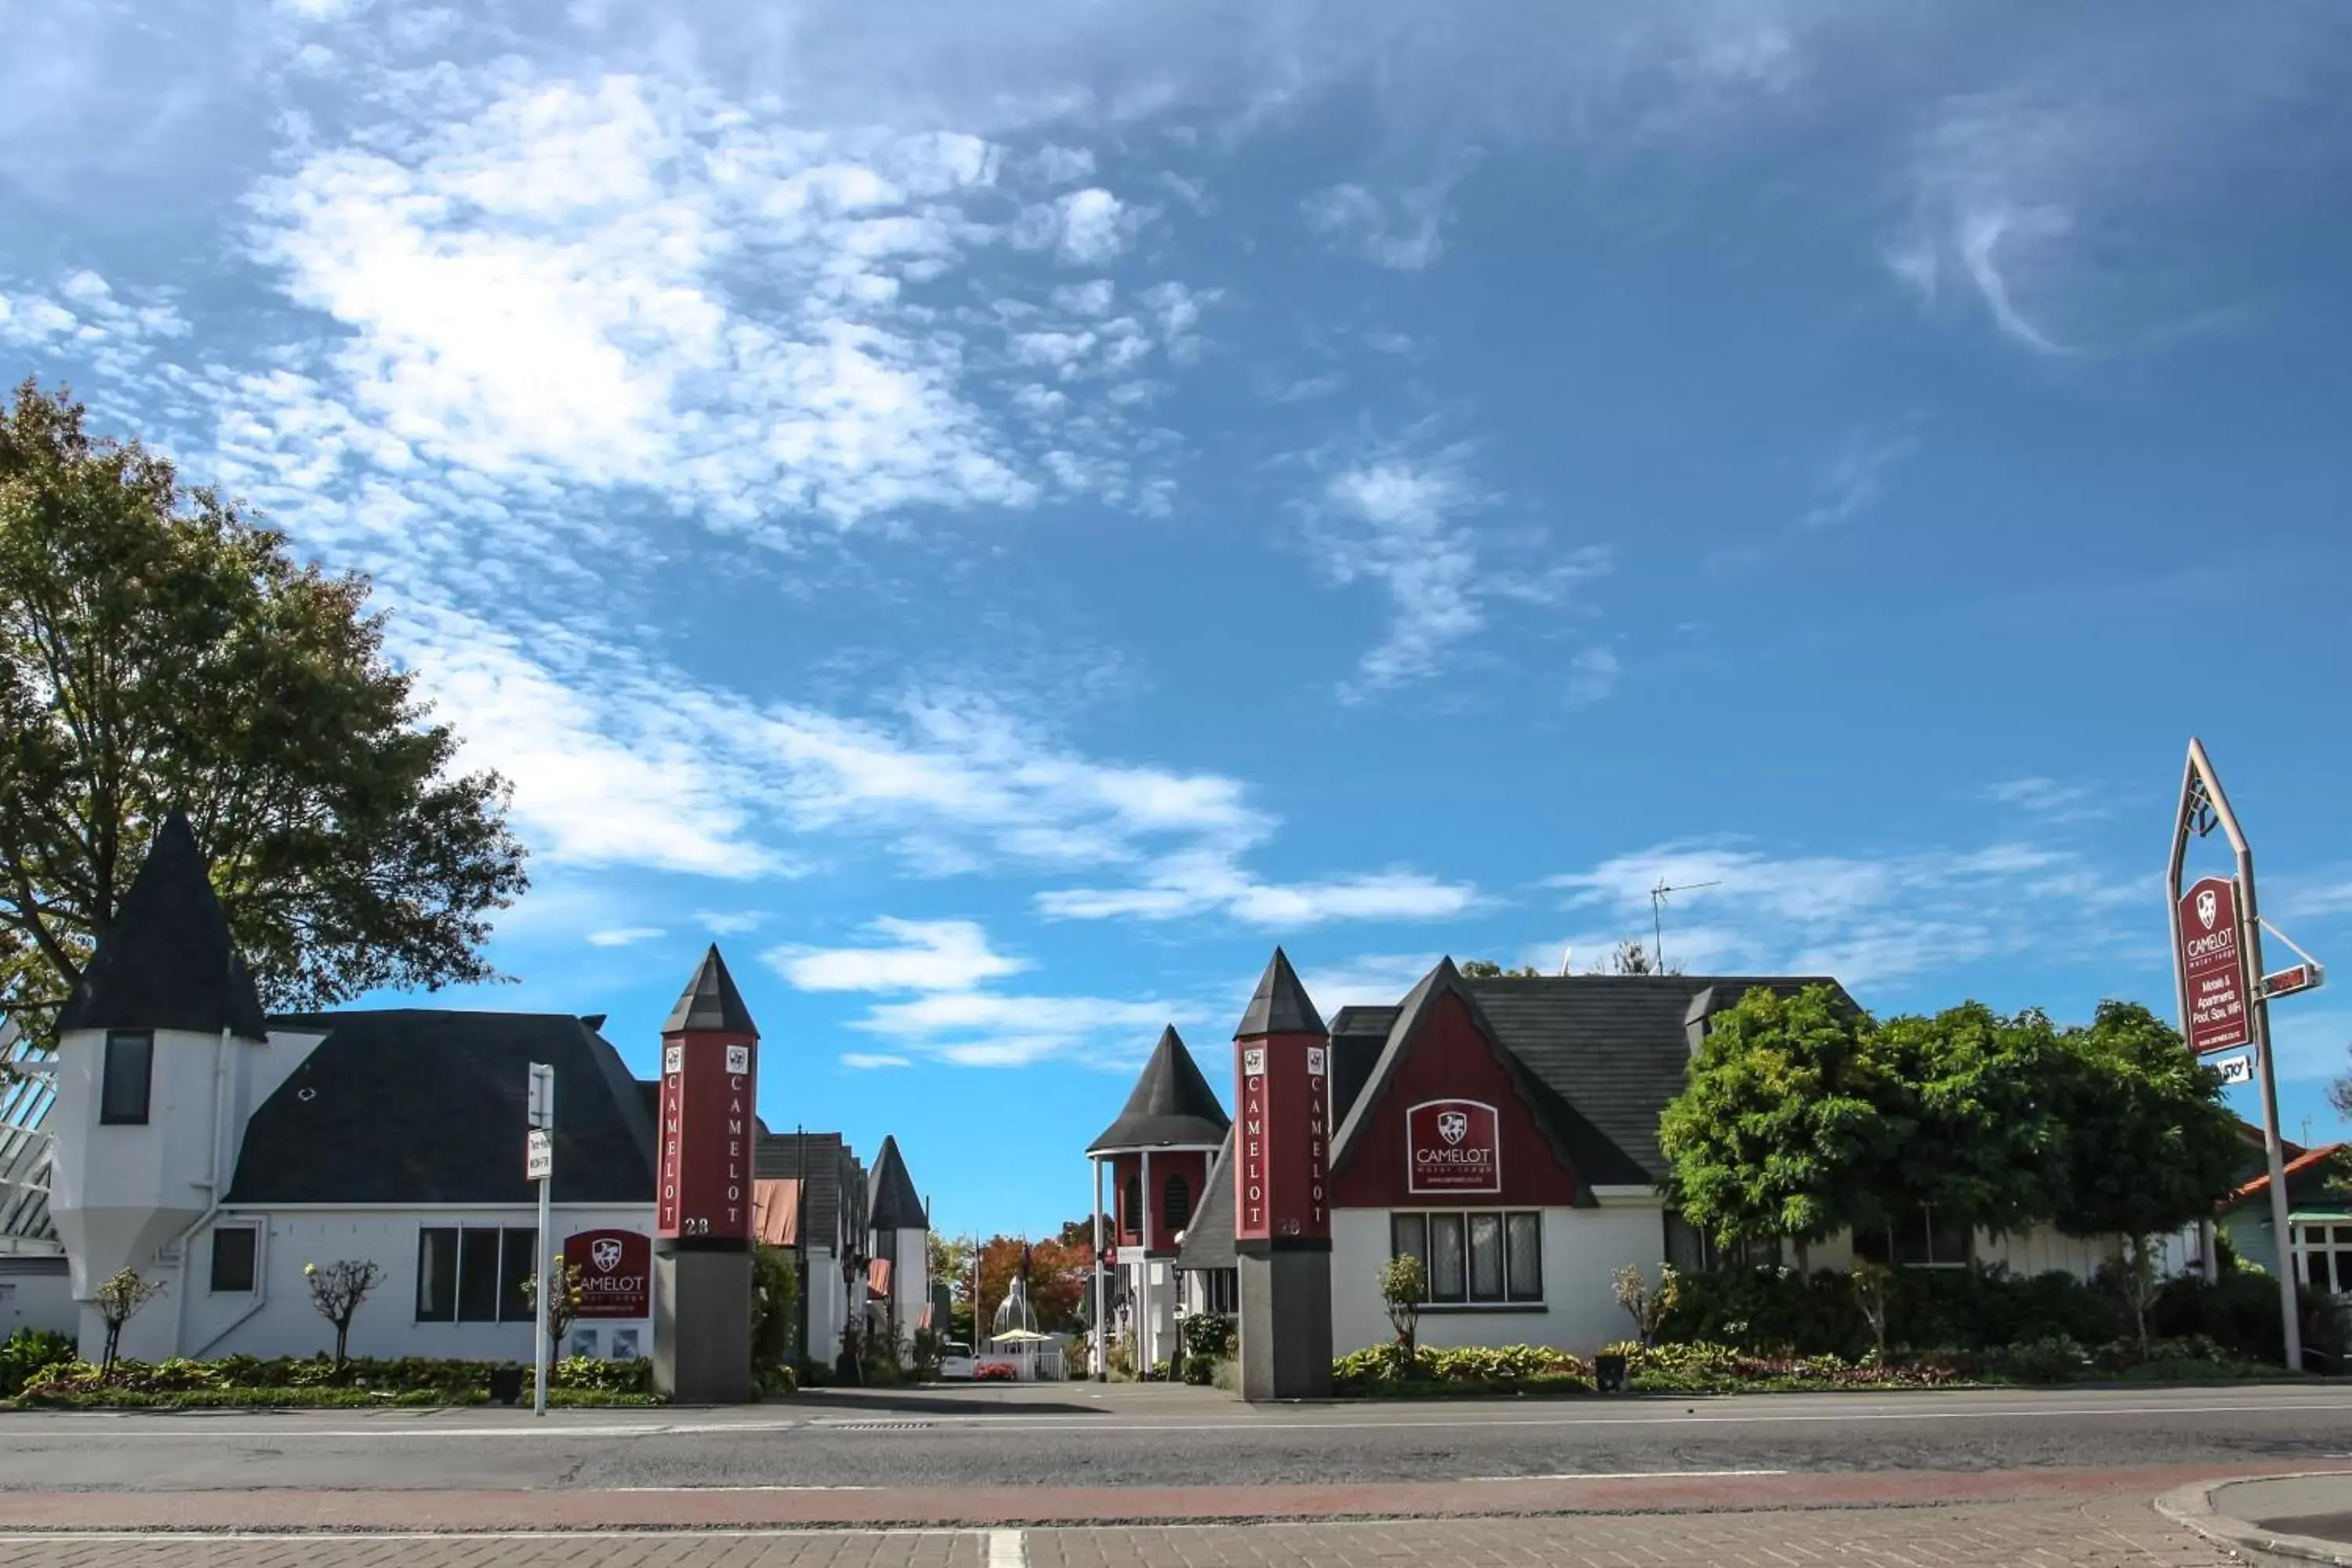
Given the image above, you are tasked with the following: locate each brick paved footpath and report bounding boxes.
[0,1497,2234,1567]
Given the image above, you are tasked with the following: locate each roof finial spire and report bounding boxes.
[662,944,759,1036]
[1236,946,1326,1039]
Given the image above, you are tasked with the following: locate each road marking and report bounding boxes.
[0,1530,970,1544]
[611,1485,875,1493]
[13,1396,2350,1440]
[987,1527,1026,1568]
[1461,1468,1788,1483]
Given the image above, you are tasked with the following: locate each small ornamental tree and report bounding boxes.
[1850,1261,1894,1359]
[1378,1253,1427,1367]
[304,1259,384,1369]
[93,1267,164,1382]
[1611,1262,1680,1348]
[522,1254,585,1345]
[1660,983,1889,1267]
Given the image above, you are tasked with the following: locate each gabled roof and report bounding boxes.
[2230,1142,2350,1205]
[868,1135,927,1232]
[1174,1127,1236,1272]
[1237,947,1325,1038]
[1089,1025,1231,1153]
[662,946,758,1035]
[1328,965,1853,1190]
[227,1011,656,1205]
[756,1131,857,1251]
[59,810,267,1041]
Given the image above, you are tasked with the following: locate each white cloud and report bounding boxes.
[1801,426,1922,529]
[768,917,1028,993]
[1040,861,1476,928]
[586,926,664,947]
[1544,833,2143,989]
[1304,437,1611,699]
[1032,144,1096,185]
[1048,187,1134,265]
[851,988,1189,1068]
[1301,180,1451,270]
[1565,648,1621,706]
[840,1052,916,1070]
[1291,952,1443,1014]
[697,910,766,936]
[1983,777,2109,823]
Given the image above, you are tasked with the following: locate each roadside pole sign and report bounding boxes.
[2214,1052,2256,1087]
[2261,963,2325,1000]
[525,1128,554,1181]
[526,1062,554,1418]
[2176,875,2253,1055]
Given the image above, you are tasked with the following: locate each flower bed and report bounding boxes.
[8,1354,664,1409]
[974,1361,1018,1382]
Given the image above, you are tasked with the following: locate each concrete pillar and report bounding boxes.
[654,1247,754,1403]
[1232,947,1334,1403]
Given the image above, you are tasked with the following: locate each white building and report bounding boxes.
[5,811,931,1373]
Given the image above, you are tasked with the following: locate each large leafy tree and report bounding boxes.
[1659,983,1892,1263]
[2046,1000,2243,1348]
[0,379,528,1033]
[1872,1002,2071,1243]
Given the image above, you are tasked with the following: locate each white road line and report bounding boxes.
[11,1396,2351,1440]
[0,1530,970,1544]
[610,1485,875,1493]
[1461,1468,1788,1483]
[987,1527,1027,1568]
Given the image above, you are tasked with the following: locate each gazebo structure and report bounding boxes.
[1086,1025,1230,1379]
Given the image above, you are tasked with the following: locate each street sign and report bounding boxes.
[2176,875,2253,1055]
[526,1128,553,1181]
[527,1062,555,1130]
[2214,1052,2256,1087]
[2262,964,2325,1000]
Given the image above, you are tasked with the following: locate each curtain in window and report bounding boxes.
[1468,1214,1504,1301]
[1506,1212,1542,1301]
[1428,1214,1466,1301]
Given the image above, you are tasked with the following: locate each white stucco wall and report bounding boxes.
[48,1025,225,1301]
[1330,1200,1668,1360]
[0,1260,74,1339]
[96,1205,659,1365]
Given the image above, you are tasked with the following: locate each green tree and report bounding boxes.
[1460,960,1544,978]
[0,380,528,1036]
[1659,983,1888,1265]
[1590,940,1682,976]
[1871,1002,2071,1247]
[2045,1000,2243,1353]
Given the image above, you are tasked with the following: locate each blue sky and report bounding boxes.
[5,2,2350,1240]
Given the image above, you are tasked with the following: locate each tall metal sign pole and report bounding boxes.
[526,1062,555,1417]
[2169,739,2296,1370]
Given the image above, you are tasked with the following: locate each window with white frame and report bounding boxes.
[1389,1210,1543,1305]
[2293,1222,2352,1296]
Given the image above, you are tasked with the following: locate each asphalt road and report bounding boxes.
[3,1382,2350,1493]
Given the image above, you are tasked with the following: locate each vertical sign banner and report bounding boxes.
[2177,875,2253,1055]
[1235,1045,1269,1243]
[1406,1099,1503,1194]
[656,1035,759,1241]
[1302,1044,1329,1238]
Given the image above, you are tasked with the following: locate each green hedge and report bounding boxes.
[11,1353,659,1406]
[14,1386,666,1410]
[1334,1343,1592,1394]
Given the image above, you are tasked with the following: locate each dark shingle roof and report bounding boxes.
[662,946,759,1034]
[1089,1025,1231,1152]
[868,1135,927,1232]
[1236,947,1325,1037]
[60,810,267,1041]
[227,1011,656,1205]
[1174,1127,1235,1272]
[1327,1006,1396,1127]
[1330,965,1850,1189]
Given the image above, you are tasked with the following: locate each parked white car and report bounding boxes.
[938,1342,976,1381]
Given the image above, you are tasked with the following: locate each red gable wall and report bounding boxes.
[1108,1149,1211,1254]
[1330,987,1580,1209]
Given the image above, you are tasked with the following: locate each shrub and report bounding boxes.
[0,1327,76,1398]
[974,1361,1018,1382]
[9,1354,659,1403]
[1992,1335,2090,1384]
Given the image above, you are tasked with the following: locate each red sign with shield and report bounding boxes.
[562,1228,651,1319]
[2178,875,2253,1055]
[1406,1099,1501,1194]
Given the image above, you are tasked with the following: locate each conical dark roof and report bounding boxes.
[58,810,267,1040]
[1236,946,1325,1038]
[1088,1025,1231,1152]
[662,945,758,1035]
[867,1134,927,1232]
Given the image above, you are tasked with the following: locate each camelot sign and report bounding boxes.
[2176,874,2253,1056]
[1406,1098,1501,1195]
[562,1228,651,1319]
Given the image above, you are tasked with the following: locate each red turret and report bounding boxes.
[655,946,760,1246]
[1233,947,1331,1250]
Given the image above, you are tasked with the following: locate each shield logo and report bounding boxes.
[1438,1110,1469,1146]
[2197,888,2219,931]
[591,1238,622,1273]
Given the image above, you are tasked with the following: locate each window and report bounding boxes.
[209,1227,257,1294]
[1162,1172,1192,1234]
[1390,1210,1544,1305]
[1855,1206,1969,1269]
[458,1227,502,1322]
[499,1227,539,1323]
[417,1228,458,1322]
[1199,1268,1237,1315]
[100,1031,153,1125]
[419,1224,542,1324]
[1122,1174,1142,1240]
[2293,1223,2352,1296]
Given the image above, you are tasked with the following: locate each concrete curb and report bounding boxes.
[2156,1474,2352,1566]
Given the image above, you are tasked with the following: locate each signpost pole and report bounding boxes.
[528,1062,555,1418]
[2172,740,2298,1372]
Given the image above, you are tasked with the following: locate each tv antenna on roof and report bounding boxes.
[1650,879,1721,974]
